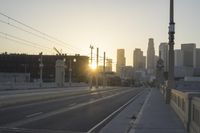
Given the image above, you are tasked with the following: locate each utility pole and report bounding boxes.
[89,45,94,89]
[96,48,99,88]
[39,52,43,87]
[103,52,106,88]
[69,57,72,87]
[166,0,175,104]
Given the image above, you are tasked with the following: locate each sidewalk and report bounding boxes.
[99,89,149,133]
[129,88,187,133]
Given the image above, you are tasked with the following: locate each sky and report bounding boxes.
[0,0,200,70]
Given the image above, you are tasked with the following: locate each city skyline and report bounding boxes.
[0,0,200,67]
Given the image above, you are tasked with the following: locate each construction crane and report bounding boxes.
[53,47,62,55]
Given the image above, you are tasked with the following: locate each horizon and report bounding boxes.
[0,0,200,70]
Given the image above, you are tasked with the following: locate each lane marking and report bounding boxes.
[26,112,43,118]
[0,87,123,111]
[131,88,152,133]
[5,89,137,128]
[87,89,145,133]
[68,103,77,107]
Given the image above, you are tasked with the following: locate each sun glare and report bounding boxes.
[90,63,97,70]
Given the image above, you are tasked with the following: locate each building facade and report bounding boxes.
[133,48,145,70]
[159,43,168,72]
[116,49,126,76]
[147,38,155,74]
[175,49,183,67]
[181,43,196,67]
[194,48,200,68]
[0,53,89,82]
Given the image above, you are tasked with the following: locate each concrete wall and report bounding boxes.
[0,82,88,90]
[0,73,30,83]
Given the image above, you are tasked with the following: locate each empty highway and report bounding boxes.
[0,87,144,133]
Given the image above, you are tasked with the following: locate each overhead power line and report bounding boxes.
[0,32,52,51]
[0,12,84,54]
[0,12,113,61]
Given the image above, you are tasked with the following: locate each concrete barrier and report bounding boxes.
[0,82,88,90]
[190,97,200,133]
[170,89,200,132]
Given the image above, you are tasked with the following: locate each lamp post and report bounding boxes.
[69,57,76,87]
[166,0,175,104]
[39,52,43,87]
[89,45,94,89]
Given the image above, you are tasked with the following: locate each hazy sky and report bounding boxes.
[0,0,200,68]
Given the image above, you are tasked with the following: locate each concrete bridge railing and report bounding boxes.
[189,97,200,133]
[169,89,200,133]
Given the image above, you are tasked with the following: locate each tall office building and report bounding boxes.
[194,48,200,68]
[116,49,126,76]
[147,38,155,74]
[181,43,196,67]
[159,43,168,72]
[175,49,182,67]
[133,48,145,70]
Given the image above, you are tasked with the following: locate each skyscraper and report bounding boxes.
[147,38,155,74]
[159,43,169,72]
[116,49,126,76]
[133,48,145,70]
[175,49,182,67]
[194,48,200,68]
[181,43,196,67]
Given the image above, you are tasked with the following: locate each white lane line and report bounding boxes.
[6,89,135,128]
[87,89,145,133]
[68,103,77,107]
[26,112,43,118]
[131,88,152,133]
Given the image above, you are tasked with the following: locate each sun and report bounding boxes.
[90,63,97,70]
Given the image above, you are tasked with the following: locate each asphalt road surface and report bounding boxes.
[0,87,144,133]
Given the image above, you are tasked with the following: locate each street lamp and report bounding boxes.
[166,0,175,104]
[39,52,43,87]
[69,57,76,87]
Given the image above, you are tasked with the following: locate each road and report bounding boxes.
[0,87,144,133]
